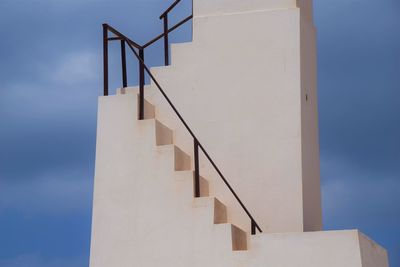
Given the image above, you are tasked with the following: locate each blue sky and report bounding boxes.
[0,0,398,266]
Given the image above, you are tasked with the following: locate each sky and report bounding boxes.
[0,0,398,266]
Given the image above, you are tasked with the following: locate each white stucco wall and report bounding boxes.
[194,0,297,16]
[240,230,388,267]
[300,5,321,231]
[90,94,388,267]
[90,94,243,267]
[358,232,390,267]
[145,3,321,232]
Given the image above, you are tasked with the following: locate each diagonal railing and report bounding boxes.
[102,0,262,235]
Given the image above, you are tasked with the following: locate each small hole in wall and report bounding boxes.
[306,94,308,101]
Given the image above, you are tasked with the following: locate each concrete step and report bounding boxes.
[193,197,228,224]
[215,223,248,251]
[136,119,172,148]
[175,171,210,198]
[156,145,191,171]
[116,87,187,148]
[116,86,156,120]
[137,96,155,120]
[155,120,173,146]
[231,224,248,251]
[174,146,191,171]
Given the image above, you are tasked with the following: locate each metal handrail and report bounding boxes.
[101,0,263,235]
[107,24,141,49]
[159,0,182,19]
[143,15,193,49]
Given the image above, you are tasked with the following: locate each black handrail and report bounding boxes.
[158,0,190,65]
[102,0,263,235]
[143,15,193,49]
[107,24,141,49]
[159,0,182,19]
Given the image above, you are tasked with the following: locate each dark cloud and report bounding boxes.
[317,0,400,174]
[0,0,398,266]
[317,0,400,265]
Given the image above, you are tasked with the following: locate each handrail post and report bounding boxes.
[120,40,128,88]
[251,220,256,235]
[194,139,200,197]
[102,24,109,96]
[139,48,145,120]
[163,14,169,66]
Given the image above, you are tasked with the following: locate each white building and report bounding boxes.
[89,1,390,266]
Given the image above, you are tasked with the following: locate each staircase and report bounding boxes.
[119,90,249,251]
[90,1,390,266]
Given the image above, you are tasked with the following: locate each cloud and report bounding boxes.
[321,157,400,229]
[0,253,87,267]
[316,0,400,175]
[0,169,92,216]
[51,51,99,85]
[0,49,101,121]
[0,77,97,183]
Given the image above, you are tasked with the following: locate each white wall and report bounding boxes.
[241,230,388,267]
[90,94,246,267]
[147,2,321,232]
[300,4,322,231]
[194,0,297,16]
[90,94,388,267]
